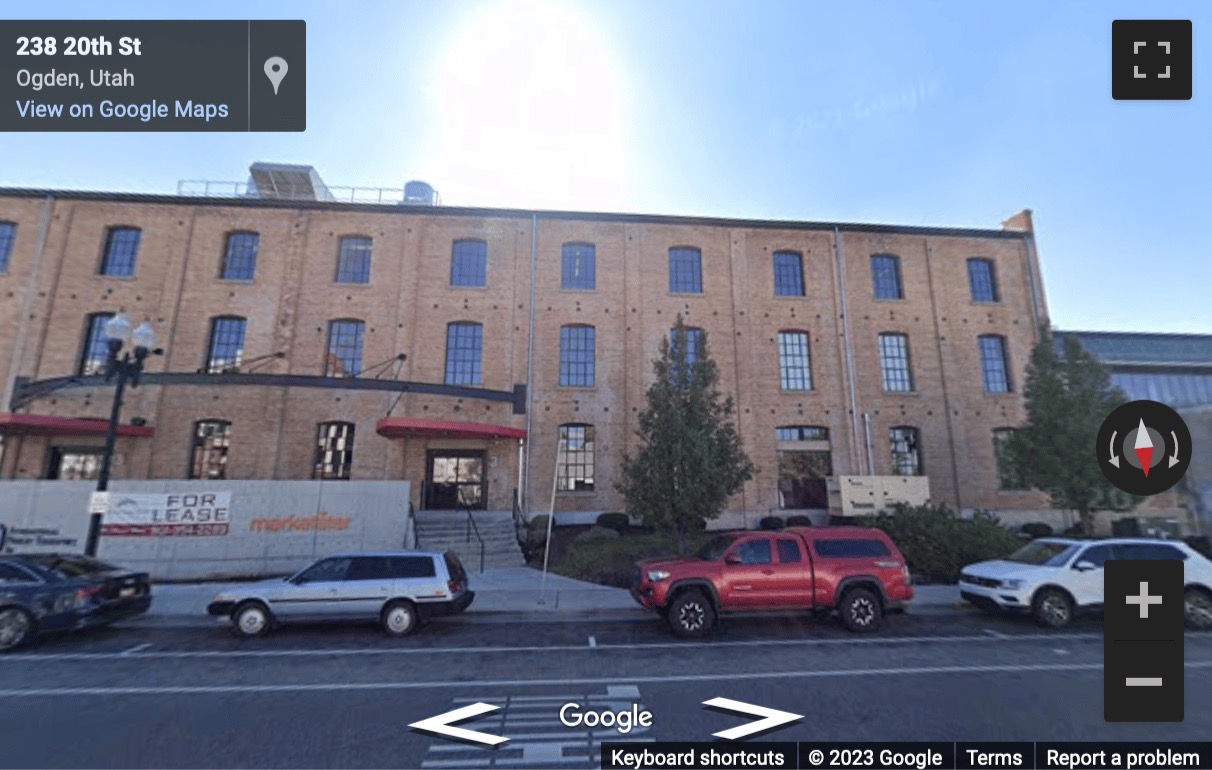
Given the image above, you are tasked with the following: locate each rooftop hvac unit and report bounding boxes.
[402,180,440,206]
[247,162,335,201]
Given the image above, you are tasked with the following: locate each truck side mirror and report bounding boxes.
[724,553,742,565]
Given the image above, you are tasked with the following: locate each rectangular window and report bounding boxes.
[557,424,595,491]
[993,428,1026,490]
[778,449,832,509]
[100,227,140,277]
[979,335,1012,393]
[444,322,483,385]
[559,325,595,387]
[326,320,365,377]
[0,221,14,273]
[967,258,999,302]
[561,243,596,290]
[206,317,247,374]
[776,539,803,563]
[668,247,703,293]
[871,254,903,299]
[222,232,259,281]
[314,422,355,480]
[451,239,488,287]
[814,538,892,558]
[889,426,922,476]
[335,236,372,284]
[79,313,115,376]
[773,251,805,297]
[46,447,105,480]
[878,333,914,392]
[776,426,829,442]
[190,420,231,480]
[778,331,812,390]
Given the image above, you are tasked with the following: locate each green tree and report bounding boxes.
[617,316,754,553]
[998,329,1135,534]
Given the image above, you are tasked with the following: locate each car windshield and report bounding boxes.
[696,535,737,561]
[23,555,120,577]
[1004,541,1077,567]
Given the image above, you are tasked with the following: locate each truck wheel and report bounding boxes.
[1032,587,1074,628]
[668,590,714,638]
[839,587,883,633]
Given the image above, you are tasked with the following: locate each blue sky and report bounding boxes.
[6,0,1211,334]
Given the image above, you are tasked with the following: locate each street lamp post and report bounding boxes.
[83,314,156,558]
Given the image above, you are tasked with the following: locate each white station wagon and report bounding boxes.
[959,537,1212,629]
[207,550,474,638]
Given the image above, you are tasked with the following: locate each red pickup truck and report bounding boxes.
[631,526,913,637]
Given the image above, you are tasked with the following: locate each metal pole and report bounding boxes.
[538,438,563,605]
[84,361,128,557]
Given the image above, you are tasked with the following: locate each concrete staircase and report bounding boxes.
[414,510,526,571]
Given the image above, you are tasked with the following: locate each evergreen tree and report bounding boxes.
[998,329,1135,534]
[617,316,754,552]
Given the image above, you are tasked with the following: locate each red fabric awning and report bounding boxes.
[0,413,155,438]
[376,417,527,440]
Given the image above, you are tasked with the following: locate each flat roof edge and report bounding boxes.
[0,187,1030,239]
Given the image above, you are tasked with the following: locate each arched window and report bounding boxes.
[561,242,596,290]
[773,251,805,297]
[451,239,488,287]
[79,312,115,376]
[777,330,812,390]
[326,319,365,377]
[444,322,483,385]
[190,420,231,480]
[335,235,372,283]
[878,333,914,392]
[559,325,595,387]
[668,247,703,293]
[100,227,141,277]
[314,422,355,480]
[871,253,903,299]
[967,258,999,302]
[978,334,1012,393]
[221,231,260,280]
[889,426,922,476]
[206,316,247,373]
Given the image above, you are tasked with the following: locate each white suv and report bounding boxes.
[959,537,1212,629]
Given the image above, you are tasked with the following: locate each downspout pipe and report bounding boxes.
[834,227,864,474]
[522,213,538,516]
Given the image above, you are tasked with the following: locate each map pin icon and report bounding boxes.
[264,57,288,95]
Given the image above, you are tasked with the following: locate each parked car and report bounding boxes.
[207,550,474,638]
[631,526,914,638]
[959,537,1212,629]
[0,553,153,652]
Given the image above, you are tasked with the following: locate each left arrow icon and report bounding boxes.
[704,697,802,740]
[409,703,508,746]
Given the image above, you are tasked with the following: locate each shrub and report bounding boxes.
[759,516,784,530]
[1020,522,1054,539]
[596,512,630,533]
[785,515,813,527]
[865,503,1023,584]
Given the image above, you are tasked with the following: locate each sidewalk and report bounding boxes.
[137,569,965,623]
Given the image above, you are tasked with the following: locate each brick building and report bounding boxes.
[0,166,1053,524]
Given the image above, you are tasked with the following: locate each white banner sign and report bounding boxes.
[101,491,232,537]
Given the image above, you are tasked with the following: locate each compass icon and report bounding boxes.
[1096,400,1192,496]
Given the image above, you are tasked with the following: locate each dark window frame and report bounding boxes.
[79,312,115,376]
[878,332,914,392]
[557,423,595,492]
[99,226,141,278]
[889,425,923,476]
[561,242,596,290]
[0,221,15,273]
[978,334,1012,393]
[776,425,829,442]
[444,321,483,386]
[814,538,892,558]
[335,235,373,284]
[451,239,488,288]
[325,319,366,378]
[189,419,231,480]
[221,231,260,281]
[313,421,355,480]
[205,316,247,374]
[45,445,106,481]
[967,257,999,303]
[773,250,805,297]
[777,330,813,391]
[871,254,903,300]
[668,246,703,294]
[559,325,596,388]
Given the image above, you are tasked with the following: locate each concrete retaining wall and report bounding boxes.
[0,480,413,580]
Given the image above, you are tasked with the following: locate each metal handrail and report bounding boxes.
[462,503,485,573]
[407,500,419,549]
[512,487,527,545]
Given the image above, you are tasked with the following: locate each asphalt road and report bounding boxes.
[1,610,1209,769]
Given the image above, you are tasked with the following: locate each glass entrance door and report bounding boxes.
[425,451,487,510]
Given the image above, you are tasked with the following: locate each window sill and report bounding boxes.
[772,294,808,300]
[559,287,597,293]
[557,385,598,391]
[983,391,1017,398]
[450,284,489,291]
[97,274,137,281]
[881,389,921,396]
[667,291,704,297]
[969,300,1002,306]
[333,281,373,288]
[218,278,256,284]
[779,388,816,394]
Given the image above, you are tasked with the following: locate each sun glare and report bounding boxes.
[427,0,628,211]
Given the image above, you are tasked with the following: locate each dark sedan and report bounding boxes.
[0,554,153,651]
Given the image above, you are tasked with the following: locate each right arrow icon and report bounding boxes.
[703,697,802,740]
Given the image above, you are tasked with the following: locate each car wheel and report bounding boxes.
[1185,587,1212,631]
[839,587,883,633]
[381,600,418,637]
[231,601,272,638]
[1032,588,1073,628]
[668,590,714,638]
[0,607,34,652]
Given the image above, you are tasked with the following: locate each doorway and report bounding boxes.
[424,450,487,510]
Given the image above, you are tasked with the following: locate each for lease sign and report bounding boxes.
[100,492,231,536]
